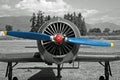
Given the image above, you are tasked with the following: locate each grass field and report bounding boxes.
[0,40,120,80]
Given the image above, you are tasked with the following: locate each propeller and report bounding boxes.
[0,31,114,47]
[66,37,114,47]
[0,31,50,40]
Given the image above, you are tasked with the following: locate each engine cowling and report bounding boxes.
[37,17,80,64]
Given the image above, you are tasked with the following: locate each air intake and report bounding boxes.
[42,22,75,57]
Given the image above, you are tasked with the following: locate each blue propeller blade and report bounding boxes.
[6,31,51,40]
[66,37,114,47]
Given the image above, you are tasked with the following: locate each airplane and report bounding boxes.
[0,17,117,80]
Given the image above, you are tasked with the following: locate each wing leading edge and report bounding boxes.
[0,52,43,62]
[75,52,120,62]
[1,52,120,63]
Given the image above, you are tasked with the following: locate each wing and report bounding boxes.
[75,52,120,62]
[83,35,120,40]
[0,52,44,62]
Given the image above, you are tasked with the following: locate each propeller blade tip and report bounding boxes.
[4,31,7,35]
[0,31,7,36]
[111,43,114,47]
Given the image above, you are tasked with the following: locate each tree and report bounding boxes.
[112,30,120,35]
[30,13,36,32]
[45,15,51,21]
[30,13,36,28]
[74,13,87,36]
[78,13,82,18]
[47,15,51,20]
[64,14,69,20]
[36,11,44,27]
[88,28,93,33]
[53,16,56,19]
[30,11,45,32]
[64,12,87,36]
[73,12,76,23]
[5,25,13,31]
[95,28,101,33]
[88,28,101,33]
[103,28,110,33]
[80,18,87,35]
[69,14,73,22]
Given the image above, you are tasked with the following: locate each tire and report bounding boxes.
[99,76,105,80]
[13,77,18,80]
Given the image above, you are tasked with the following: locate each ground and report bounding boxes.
[0,40,120,80]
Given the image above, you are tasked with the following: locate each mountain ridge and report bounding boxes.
[0,16,120,32]
[0,16,31,31]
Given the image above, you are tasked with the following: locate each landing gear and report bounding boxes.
[8,62,12,80]
[5,62,18,80]
[99,76,105,80]
[13,77,18,80]
[99,61,112,80]
[56,64,62,80]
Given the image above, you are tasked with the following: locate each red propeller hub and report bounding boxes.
[54,34,63,43]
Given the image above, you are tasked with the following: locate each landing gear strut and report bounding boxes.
[104,61,112,80]
[105,62,109,80]
[8,62,12,80]
[5,62,18,80]
[56,64,62,80]
[99,61,112,80]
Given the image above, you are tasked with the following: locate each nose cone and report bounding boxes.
[55,34,63,43]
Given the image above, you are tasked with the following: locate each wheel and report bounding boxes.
[99,76,105,80]
[34,52,40,58]
[13,77,18,80]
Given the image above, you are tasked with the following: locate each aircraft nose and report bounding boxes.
[54,34,63,43]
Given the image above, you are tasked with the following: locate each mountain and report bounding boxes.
[85,23,92,31]
[0,16,31,31]
[0,16,120,32]
[87,22,120,31]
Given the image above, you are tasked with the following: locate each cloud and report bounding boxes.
[79,9,98,17]
[0,0,100,24]
[15,0,98,17]
[1,4,11,10]
[86,9,120,25]
[0,14,10,17]
[86,15,120,25]
[99,15,120,25]
[0,4,12,17]
[15,0,71,16]
[0,0,119,25]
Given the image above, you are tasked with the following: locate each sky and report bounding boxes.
[0,0,120,25]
